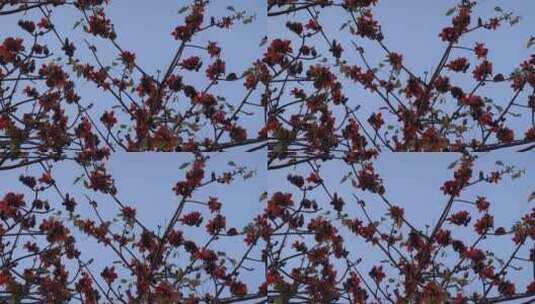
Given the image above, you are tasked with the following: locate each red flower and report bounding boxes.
[205,214,226,235]
[180,211,203,226]
[38,173,54,185]
[525,127,535,140]
[0,192,25,216]
[498,280,516,297]
[85,166,114,194]
[354,164,384,194]
[0,37,24,63]
[344,0,377,8]
[230,280,247,296]
[435,229,451,246]
[464,247,485,262]
[474,214,494,234]
[369,265,385,283]
[475,196,490,212]
[229,125,247,142]
[37,17,51,29]
[86,11,114,39]
[180,56,202,71]
[0,270,11,286]
[527,280,535,293]
[474,42,488,59]
[263,39,292,66]
[306,172,321,184]
[368,112,384,130]
[439,27,459,43]
[207,41,221,58]
[266,192,293,218]
[101,266,117,285]
[305,19,321,31]
[487,18,500,30]
[446,57,469,72]
[193,92,216,107]
[496,127,514,143]
[207,196,221,213]
[100,111,117,129]
[120,51,136,71]
[0,116,10,130]
[448,210,471,226]
[387,52,403,72]
[389,206,404,228]
[356,11,381,40]
[205,59,225,80]
[154,282,180,302]
[472,60,493,81]
[172,25,194,41]
[40,218,70,243]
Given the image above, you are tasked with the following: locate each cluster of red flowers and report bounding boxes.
[0,192,25,217]
[354,164,385,194]
[180,56,202,71]
[172,3,204,41]
[0,37,24,63]
[85,166,115,194]
[206,41,221,58]
[446,57,470,72]
[263,39,293,66]
[355,10,381,40]
[205,59,225,80]
[472,60,493,81]
[86,11,115,39]
[180,211,203,226]
[439,3,472,43]
[205,214,226,235]
[343,0,378,9]
[266,192,294,219]
[440,157,473,197]
[173,159,205,197]
[387,52,403,72]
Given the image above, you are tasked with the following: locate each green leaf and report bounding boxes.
[259,191,268,202]
[529,191,535,202]
[527,37,535,49]
[509,16,521,26]
[259,36,268,47]
[177,6,188,14]
[445,7,456,16]
[72,19,83,30]
[511,170,524,180]
[242,16,254,24]
[73,175,83,185]
[179,162,190,169]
